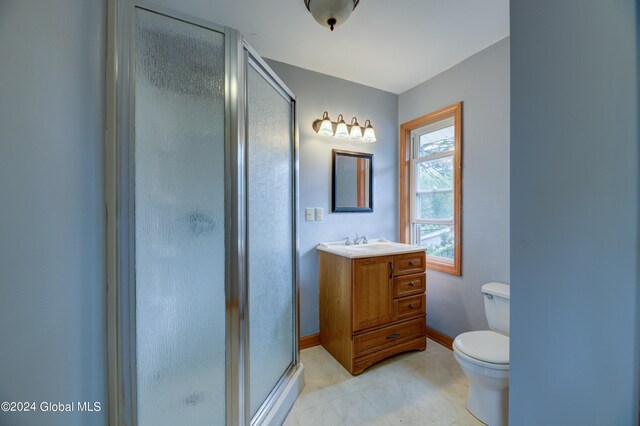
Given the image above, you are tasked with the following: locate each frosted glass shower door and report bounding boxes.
[134,9,226,426]
[247,61,296,418]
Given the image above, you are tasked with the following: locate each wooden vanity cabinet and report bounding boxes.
[319,250,427,375]
[353,256,394,332]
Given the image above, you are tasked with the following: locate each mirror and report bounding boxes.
[332,150,373,212]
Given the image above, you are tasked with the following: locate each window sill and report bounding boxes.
[426,256,461,276]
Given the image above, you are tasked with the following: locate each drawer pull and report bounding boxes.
[408,282,415,287]
[409,304,415,309]
[386,332,401,339]
[408,261,415,266]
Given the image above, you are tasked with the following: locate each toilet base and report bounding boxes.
[466,380,508,426]
[453,351,509,426]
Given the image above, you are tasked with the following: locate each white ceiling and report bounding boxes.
[175,0,510,94]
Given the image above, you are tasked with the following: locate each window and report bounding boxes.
[399,103,461,275]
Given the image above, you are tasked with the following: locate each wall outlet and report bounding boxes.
[305,208,315,221]
[315,207,324,221]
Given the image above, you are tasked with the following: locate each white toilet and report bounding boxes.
[453,282,510,426]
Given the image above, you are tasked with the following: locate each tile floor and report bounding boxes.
[283,339,483,426]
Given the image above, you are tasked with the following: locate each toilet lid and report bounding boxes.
[453,331,509,364]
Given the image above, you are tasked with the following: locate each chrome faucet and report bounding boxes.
[343,235,368,245]
[353,234,368,245]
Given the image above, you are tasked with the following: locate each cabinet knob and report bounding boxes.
[409,304,415,309]
[408,261,415,266]
[408,282,415,287]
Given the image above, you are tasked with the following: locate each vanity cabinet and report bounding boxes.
[353,256,394,332]
[319,250,427,375]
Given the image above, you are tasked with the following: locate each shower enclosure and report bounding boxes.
[106,2,301,425]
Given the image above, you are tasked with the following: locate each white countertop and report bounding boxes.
[316,238,426,259]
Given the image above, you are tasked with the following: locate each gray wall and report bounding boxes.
[266,59,399,337]
[0,1,107,426]
[398,38,511,338]
[510,0,639,424]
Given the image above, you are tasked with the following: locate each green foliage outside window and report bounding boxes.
[428,230,454,259]
[417,133,455,259]
[419,224,454,260]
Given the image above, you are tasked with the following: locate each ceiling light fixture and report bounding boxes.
[312,112,376,143]
[304,0,360,31]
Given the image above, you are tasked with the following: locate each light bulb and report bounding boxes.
[318,111,334,136]
[349,125,362,140]
[349,117,362,140]
[335,114,349,138]
[362,120,377,143]
[319,119,334,136]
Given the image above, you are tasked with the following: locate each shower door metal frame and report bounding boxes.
[242,45,300,426]
[106,1,301,425]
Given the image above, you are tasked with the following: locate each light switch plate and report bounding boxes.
[315,207,324,221]
[305,208,315,221]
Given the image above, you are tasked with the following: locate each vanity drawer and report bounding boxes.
[393,273,426,298]
[394,294,426,320]
[353,317,426,357]
[393,252,426,276]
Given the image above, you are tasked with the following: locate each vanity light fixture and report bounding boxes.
[334,114,349,138]
[349,117,362,140]
[304,0,360,31]
[362,119,377,143]
[318,111,334,136]
[312,112,376,143]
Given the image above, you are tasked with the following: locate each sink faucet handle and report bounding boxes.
[342,237,351,246]
[362,235,368,244]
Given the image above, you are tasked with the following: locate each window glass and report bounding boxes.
[416,157,453,191]
[417,191,453,221]
[417,224,454,260]
[417,124,455,157]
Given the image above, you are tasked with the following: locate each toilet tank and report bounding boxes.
[482,282,510,336]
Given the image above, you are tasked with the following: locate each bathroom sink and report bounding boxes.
[347,243,398,252]
[317,239,426,259]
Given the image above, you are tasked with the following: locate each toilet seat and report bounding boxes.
[454,347,510,371]
[453,330,509,367]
